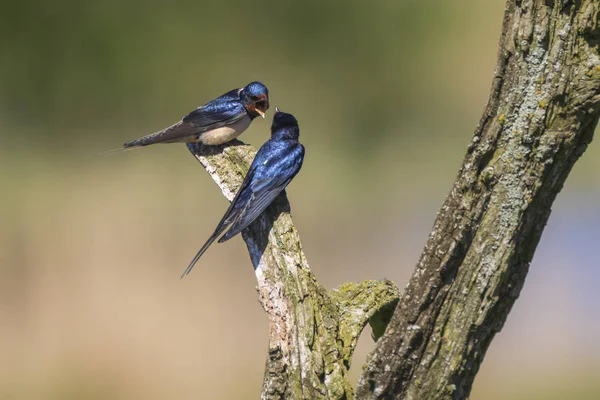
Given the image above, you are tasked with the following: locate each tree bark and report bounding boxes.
[186,1,599,399]
[355,1,600,399]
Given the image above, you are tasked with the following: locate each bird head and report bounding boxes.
[270,107,299,135]
[240,81,269,119]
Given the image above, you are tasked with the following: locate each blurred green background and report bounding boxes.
[1,0,599,398]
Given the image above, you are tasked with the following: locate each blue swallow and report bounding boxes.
[121,81,269,149]
[181,108,305,277]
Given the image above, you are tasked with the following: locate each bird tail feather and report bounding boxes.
[180,231,221,278]
[98,146,142,156]
[124,121,190,148]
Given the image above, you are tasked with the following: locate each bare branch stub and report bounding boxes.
[331,279,401,359]
[356,2,600,399]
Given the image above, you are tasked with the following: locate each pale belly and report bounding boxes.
[197,115,252,145]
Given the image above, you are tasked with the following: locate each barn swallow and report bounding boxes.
[181,107,305,277]
[116,81,269,151]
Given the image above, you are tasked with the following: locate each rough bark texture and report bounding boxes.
[356,1,600,399]
[186,142,400,399]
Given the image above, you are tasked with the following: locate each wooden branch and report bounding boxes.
[186,142,400,399]
[356,1,600,399]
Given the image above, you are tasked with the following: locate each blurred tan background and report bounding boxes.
[1,0,599,399]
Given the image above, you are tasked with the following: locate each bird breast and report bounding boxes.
[198,115,252,145]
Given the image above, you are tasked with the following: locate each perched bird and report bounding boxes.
[119,81,269,150]
[182,108,305,277]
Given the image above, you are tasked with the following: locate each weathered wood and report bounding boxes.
[186,142,400,399]
[355,1,600,399]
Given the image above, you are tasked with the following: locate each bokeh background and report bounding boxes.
[1,0,599,398]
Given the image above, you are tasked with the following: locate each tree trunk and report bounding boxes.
[187,1,600,399]
[356,1,600,399]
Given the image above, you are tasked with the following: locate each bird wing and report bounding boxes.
[218,142,305,243]
[182,88,246,129]
[123,89,245,148]
[180,141,304,277]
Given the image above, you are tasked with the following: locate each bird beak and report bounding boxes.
[275,106,280,114]
[257,109,266,119]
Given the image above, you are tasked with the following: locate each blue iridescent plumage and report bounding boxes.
[181,108,305,277]
[121,81,269,149]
